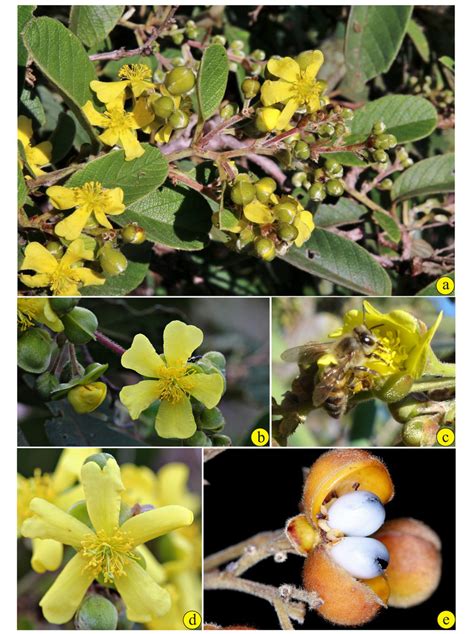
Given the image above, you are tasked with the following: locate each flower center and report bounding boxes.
[118,63,152,82]
[49,262,83,295]
[369,327,409,374]
[104,107,136,132]
[17,300,38,330]
[74,181,109,210]
[155,365,197,404]
[18,469,55,524]
[294,77,324,106]
[81,529,137,583]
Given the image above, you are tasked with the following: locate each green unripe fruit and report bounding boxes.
[241,78,260,99]
[36,371,60,400]
[374,133,397,150]
[372,120,387,135]
[278,222,299,242]
[68,382,107,414]
[231,181,256,206]
[341,107,354,120]
[98,243,128,277]
[212,434,232,446]
[49,298,79,316]
[251,49,266,61]
[164,67,196,95]
[396,147,409,162]
[75,595,118,630]
[230,39,245,51]
[324,158,343,178]
[199,407,225,432]
[379,178,393,190]
[211,35,226,46]
[186,27,198,39]
[172,32,184,45]
[202,351,227,371]
[309,182,327,202]
[402,158,414,168]
[152,95,175,120]
[84,453,115,469]
[373,149,388,164]
[62,306,98,344]
[291,172,308,188]
[169,109,189,130]
[184,430,212,446]
[294,140,310,160]
[68,500,93,528]
[122,224,146,245]
[46,241,64,259]
[318,123,335,137]
[326,178,344,197]
[255,237,276,261]
[220,103,238,120]
[374,373,414,403]
[334,122,346,137]
[18,328,53,374]
[274,201,298,223]
[401,419,425,446]
[255,177,277,203]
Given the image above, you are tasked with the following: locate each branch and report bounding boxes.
[95,331,126,356]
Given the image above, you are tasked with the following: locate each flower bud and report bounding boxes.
[211,35,226,46]
[49,298,79,316]
[274,201,297,223]
[164,67,196,95]
[326,178,344,197]
[324,158,343,178]
[278,222,299,242]
[184,430,212,446]
[98,243,128,277]
[220,103,238,120]
[62,307,98,344]
[309,182,327,202]
[202,351,227,371]
[122,224,146,245]
[84,452,115,469]
[374,373,414,403]
[231,181,256,206]
[255,107,280,132]
[375,518,441,608]
[169,109,189,130]
[373,149,388,164]
[199,408,225,432]
[67,382,107,414]
[341,107,354,120]
[251,49,266,61]
[294,140,310,160]
[75,595,118,630]
[255,177,277,203]
[318,123,335,138]
[254,237,276,261]
[211,434,232,446]
[152,95,175,119]
[18,328,54,374]
[401,417,438,446]
[241,78,260,99]
[46,241,64,259]
[372,120,387,135]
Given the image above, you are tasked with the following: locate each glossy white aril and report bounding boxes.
[327,490,385,536]
[328,536,389,579]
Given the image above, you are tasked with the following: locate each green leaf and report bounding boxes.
[18,163,28,208]
[407,19,430,63]
[197,44,229,121]
[22,17,98,143]
[346,95,437,144]
[315,198,367,228]
[67,145,169,204]
[19,86,46,127]
[119,185,211,250]
[391,154,454,200]
[416,273,454,296]
[281,228,392,296]
[80,244,150,296]
[373,211,401,243]
[345,6,412,84]
[50,112,76,163]
[320,151,367,167]
[18,5,35,92]
[69,5,124,48]
[439,55,454,71]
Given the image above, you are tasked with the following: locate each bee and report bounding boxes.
[281,325,383,418]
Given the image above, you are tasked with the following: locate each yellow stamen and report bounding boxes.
[18,469,56,525]
[118,63,152,82]
[155,365,198,404]
[81,529,137,583]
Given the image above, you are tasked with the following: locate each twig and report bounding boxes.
[95,331,126,356]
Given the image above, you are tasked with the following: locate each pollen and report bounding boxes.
[49,265,82,296]
[118,63,152,82]
[155,365,197,404]
[18,469,55,524]
[81,529,137,583]
[17,301,36,330]
[371,327,409,373]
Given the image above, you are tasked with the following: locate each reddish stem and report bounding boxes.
[95,331,126,357]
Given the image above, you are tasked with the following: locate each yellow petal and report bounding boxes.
[75,268,106,288]
[114,560,171,622]
[155,463,199,511]
[163,321,203,367]
[121,506,194,547]
[243,200,274,224]
[29,141,52,166]
[61,238,95,267]
[52,448,100,492]
[54,205,92,241]
[267,56,300,82]
[155,397,196,439]
[40,553,94,625]
[90,79,128,104]
[294,210,315,247]
[131,79,155,98]
[120,380,161,419]
[21,242,58,274]
[18,115,33,145]
[21,498,93,548]
[188,372,224,408]
[121,334,165,377]
[276,97,299,129]
[46,185,77,210]
[119,128,144,161]
[93,209,113,229]
[41,300,64,332]
[301,50,324,78]
[104,187,125,214]
[31,538,63,573]
[136,545,167,584]
[82,100,108,127]
[99,128,120,147]
[261,79,295,106]
[256,107,281,132]
[155,123,173,144]
[19,272,52,289]
[81,457,124,534]
[133,97,155,128]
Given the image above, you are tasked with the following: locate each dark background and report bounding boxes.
[204,448,455,630]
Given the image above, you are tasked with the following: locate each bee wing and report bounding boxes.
[281,342,330,365]
[311,365,342,406]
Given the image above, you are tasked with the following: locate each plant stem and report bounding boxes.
[410,377,456,392]
[95,331,126,356]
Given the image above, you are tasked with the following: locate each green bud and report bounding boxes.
[255,177,277,203]
[255,237,276,261]
[274,201,298,223]
[230,39,245,51]
[46,241,64,259]
[291,172,308,188]
[122,224,146,245]
[62,306,98,344]
[402,158,414,168]
[324,158,343,178]
[341,107,354,120]
[293,140,310,160]
[202,350,227,371]
[98,243,128,277]
[318,123,335,137]
[68,500,93,528]
[231,181,256,206]
[212,434,232,446]
[220,103,238,120]
[68,382,107,414]
[396,147,409,162]
[373,133,397,150]
[164,67,196,95]
[152,95,175,119]
[75,595,118,630]
[309,182,327,202]
[169,109,189,130]
[18,328,53,374]
[184,430,212,446]
[211,35,226,46]
[84,453,115,469]
[278,222,299,242]
[373,149,388,164]
[172,32,184,45]
[36,372,60,400]
[379,178,393,190]
[199,407,225,432]
[241,78,260,99]
[49,298,79,316]
[374,373,414,403]
[334,122,346,137]
[401,418,424,446]
[326,178,344,197]
[186,27,198,39]
[251,49,266,61]
[372,120,387,135]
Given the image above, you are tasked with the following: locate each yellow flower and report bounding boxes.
[90,63,155,104]
[18,115,52,176]
[120,321,225,439]
[17,449,98,573]
[243,199,275,224]
[21,454,194,625]
[17,298,63,332]
[261,51,326,130]
[82,100,153,160]
[47,181,125,241]
[255,106,283,132]
[328,301,443,380]
[19,239,105,296]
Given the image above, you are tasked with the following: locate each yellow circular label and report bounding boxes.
[437,428,455,447]
[437,611,455,629]
[436,276,454,295]
[183,610,202,629]
[251,428,269,446]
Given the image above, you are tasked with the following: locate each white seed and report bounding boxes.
[327,490,385,536]
[328,536,390,579]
